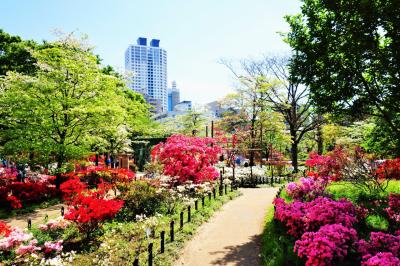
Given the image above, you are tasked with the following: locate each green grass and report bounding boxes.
[260,206,300,266]
[326,180,400,203]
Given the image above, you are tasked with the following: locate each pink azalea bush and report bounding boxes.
[15,239,41,255]
[362,252,400,266]
[0,227,33,251]
[38,217,70,231]
[294,224,358,266]
[357,232,400,264]
[286,177,327,201]
[152,134,222,184]
[274,197,358,237]
[385,193,400,224]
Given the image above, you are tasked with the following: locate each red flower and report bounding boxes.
[0,220,11,237]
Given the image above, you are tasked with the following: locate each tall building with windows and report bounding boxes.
[167,81,180,112]
[125,37,167,113]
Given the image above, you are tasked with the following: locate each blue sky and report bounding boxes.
[1,0,301,104]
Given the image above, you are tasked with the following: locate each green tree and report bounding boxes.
[0,36,126,186]
[0,29,38,76]
[285,0,400,154]
[179,109,206,136]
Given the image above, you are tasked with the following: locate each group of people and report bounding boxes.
[1,158,29,182]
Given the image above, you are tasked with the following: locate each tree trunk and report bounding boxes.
[55,159,63,190]
[317,124,323,155]
[291,141,299,173]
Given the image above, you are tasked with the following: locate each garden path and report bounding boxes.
[5,203,65,229]
[174,186,278,266]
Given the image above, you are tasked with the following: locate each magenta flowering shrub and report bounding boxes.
[357,232,400,264]
[274,198,306,237]
[362,252,400,266]
[294,224,358,266]
[286,178,327,201]
[274,197,358,237]
[385,193,400,224]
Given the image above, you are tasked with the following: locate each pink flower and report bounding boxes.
[44,240,63,253]
[362,252,400,266]
[15,239,41,255]
[294,224,358,266]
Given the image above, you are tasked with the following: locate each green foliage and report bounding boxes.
[366,215,389,231]
[0,29,38,76]
[116,181,167,220]
[261,206,299,266]
[0,35,126,167]
[285,0,400,154]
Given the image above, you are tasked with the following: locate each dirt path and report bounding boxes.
[174,187,278,266]
[5,204,65,229]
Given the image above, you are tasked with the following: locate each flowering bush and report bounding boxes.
[152,134,222,184]
[305,147,346,180]
[274,197,358,237]
[294,224,358,266]
[0,226,33,251]
[376,158,400,180]
[385,193,400,224]
[357,232,400,264]
[0,170,57,209]
[64,193,124,237]
[0,221,11,237]
[286,177,327,201]
[362,252,400,266]
[63,166,135,188]
[38,217,70,232]
[60,179,87,202]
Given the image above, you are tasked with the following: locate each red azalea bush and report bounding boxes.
[305,147,347,180]
[151,134,222,183]
[60,179,87,202]
[0,221,11,237]
[274,197,358,238]
[63,166,135,186]
[0,180,57,210]
[64,193,124,236]
[294,223,358,266]
[376,158,400,180]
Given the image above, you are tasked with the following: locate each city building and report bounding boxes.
[125,37,167,113]
[167,81,180,112]
[174,100,192,112]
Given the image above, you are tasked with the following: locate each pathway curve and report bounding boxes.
[5,204,65,229]
[174,186,278,266]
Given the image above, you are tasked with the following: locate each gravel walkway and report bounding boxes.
[174,187,278,266]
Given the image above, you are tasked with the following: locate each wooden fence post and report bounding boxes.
[160,231,165,253]
[27,219,31,229]
[195,200,198,211]
[170,221,174,242]
[148,243,153,266]
[188,206,191,223]
[180,212,184,229]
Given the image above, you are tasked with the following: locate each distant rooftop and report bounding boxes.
[136,37,160,47]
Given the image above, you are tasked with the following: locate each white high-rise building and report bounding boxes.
[125,37,167,113]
